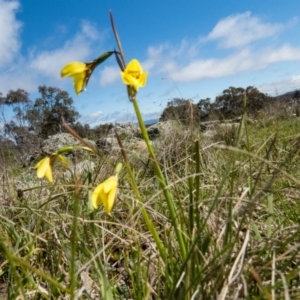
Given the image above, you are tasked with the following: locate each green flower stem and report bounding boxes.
[132,97,187,260]
[115,130,167,263]
[123,160,167,263]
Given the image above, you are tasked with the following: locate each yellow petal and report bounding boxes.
[92,175,118,214]
[61,62,87,77]
[103,176,118,193]
[44,166,53,183]
[121,72,133,85]
[121,59,147,92]
[125,59,143,73]
[133,77,141,91]
[92,183,104,209]
[121,73,139,91]
[73,73,86,95]
[139,72,148,87]
[35,157,50,178]
[103,187,117,215]
[35,157,46,169]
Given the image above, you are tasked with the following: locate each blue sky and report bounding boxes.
[1,0,300,126]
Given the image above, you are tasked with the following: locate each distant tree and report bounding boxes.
[0,89,30,126]
[0,92,6,126]
[293,89,300,99]
[25,86,80,138]
[3,120,30,148]
[91,123,114,139]
[159,98,201,125]
[166,98,188,107]
[214,86,268,118]
[0,87,80,163]
[245,86,270,115]
[3,89,30,105]
[214,86,244,119]
[0,135,19,168]
[197,98,212,121]
[71,122,91,139]
[0,89,34,153]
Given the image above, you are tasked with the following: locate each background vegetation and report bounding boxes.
[1,85,300,299]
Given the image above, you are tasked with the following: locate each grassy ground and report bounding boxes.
[1,113,300,299]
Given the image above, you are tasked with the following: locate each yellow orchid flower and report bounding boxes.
[92,175,118,215]
[35,154,69,183]
[61,62,93,95]
[35,156,54,183]
[121,59,148,92]
[61,51,115,95]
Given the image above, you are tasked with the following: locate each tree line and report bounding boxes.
[1,85,300,165]
[0,86,114,162]
[160,86,300,124]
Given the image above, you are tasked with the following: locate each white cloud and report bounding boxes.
[79,110,104,125]
[0,65,38,93]
[79,110,135,125]
[146,40,199,64]
[1,6,299,106]
[206,11,284,48]
[0,15,105,94]
[90,110,103,118]
[98,39,202,87]
[101,110,161,123]
[142,12,299,85]
[0,0,22,68]
[171,45,300,82]
[81,20,101,41]
[29,21,103,78]
[146,42,300,83]
[99,21,300,88]
[258,75,300,95]
[263,45,300,63]
[106,111,137,123]
[99,66,120,86]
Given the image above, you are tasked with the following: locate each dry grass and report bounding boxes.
[1,113,300,299]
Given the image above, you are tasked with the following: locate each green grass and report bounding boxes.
[1,113,300,299]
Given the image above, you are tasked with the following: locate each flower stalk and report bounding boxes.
[109,11,187,260]
[114,130,167,263]
[132,96,187,260]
